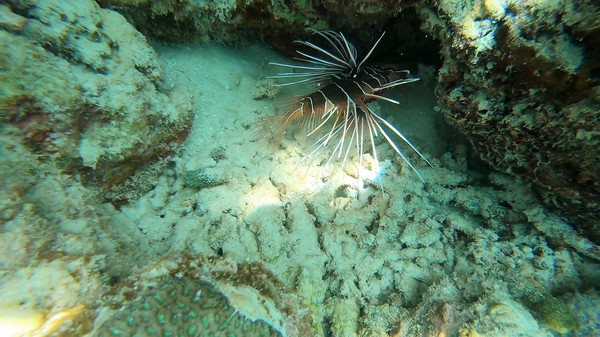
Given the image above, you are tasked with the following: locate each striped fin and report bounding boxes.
[268,29,361,88]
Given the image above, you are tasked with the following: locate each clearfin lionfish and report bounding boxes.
[258,29,430,181]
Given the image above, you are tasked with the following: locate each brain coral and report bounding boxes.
[97,277,281,337]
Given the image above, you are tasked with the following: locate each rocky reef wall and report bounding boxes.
[96,0,438,63]
[417,0,600,241]
[0,0,193,202]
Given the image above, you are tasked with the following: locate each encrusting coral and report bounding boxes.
[94,256,315,337]
[97,277,281,337]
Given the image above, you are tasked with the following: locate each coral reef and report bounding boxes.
[568,290,600,336]
[417,0,600,240]
[526,294,578,334]
[97,278,281,337]
[0,124,133,337]
[98,0,599,242]
[0,0,193,201]
[2,1,599,337]
[125,43,598,336]
[96,256,314,337]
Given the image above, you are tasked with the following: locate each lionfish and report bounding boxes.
[258,29,430,181]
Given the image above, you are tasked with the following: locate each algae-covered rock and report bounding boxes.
[0,0,193,201]
[417,0,600,240]
[99,0,324,45]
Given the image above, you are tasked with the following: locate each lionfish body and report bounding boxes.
[260,29,430,181]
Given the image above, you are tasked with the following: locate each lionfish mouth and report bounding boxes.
[258,29,431,182]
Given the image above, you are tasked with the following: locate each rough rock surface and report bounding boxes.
[96,0,438,63]
[417,0,600,240]
[0,0,193,201]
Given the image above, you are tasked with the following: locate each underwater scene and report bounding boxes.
[1,0,599,336]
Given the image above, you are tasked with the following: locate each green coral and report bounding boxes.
[97,277,281,337]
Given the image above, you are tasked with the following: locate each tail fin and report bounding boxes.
[253,114,291,150]
[254,98,306,150]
